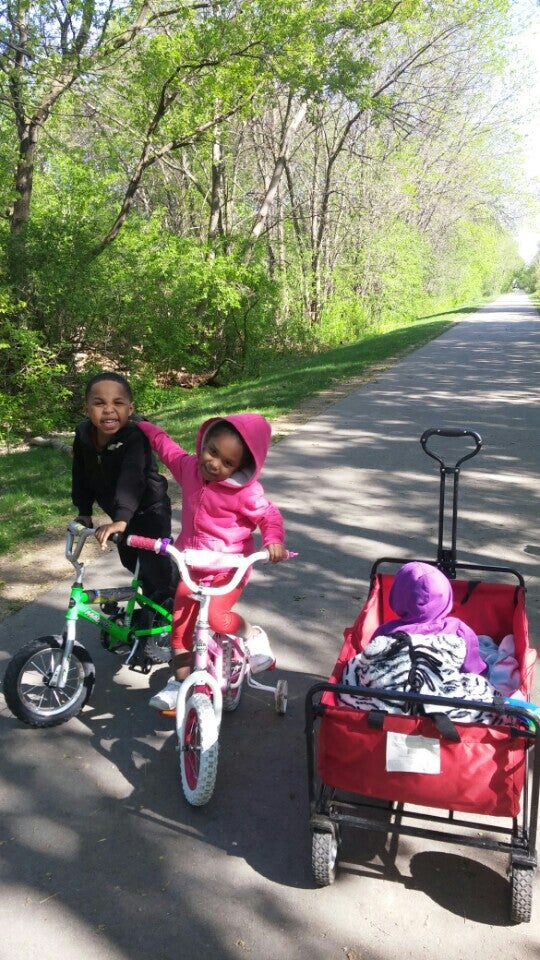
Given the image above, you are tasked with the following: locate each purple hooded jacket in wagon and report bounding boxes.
[337,561,500,722]
[371,561,487,675]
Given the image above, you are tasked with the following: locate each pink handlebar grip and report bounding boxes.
[127,535,172,554]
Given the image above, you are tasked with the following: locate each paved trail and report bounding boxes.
[1,292,539,960]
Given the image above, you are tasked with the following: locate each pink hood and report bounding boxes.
[196,413,271,487]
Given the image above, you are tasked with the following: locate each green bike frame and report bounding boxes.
[54,523,172,690]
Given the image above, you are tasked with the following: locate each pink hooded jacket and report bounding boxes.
[137,415,284,574]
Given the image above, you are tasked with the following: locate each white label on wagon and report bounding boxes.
[386,732,441,774]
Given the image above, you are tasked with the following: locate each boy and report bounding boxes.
[72,372,177,599]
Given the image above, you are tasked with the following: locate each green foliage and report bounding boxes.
[0,303,457,556]
[431,220,522,304]
[517,260,540,294]
[0,0,535,431]
[7,181,282,392]
[0,290,71,447]
[0,445,72,553]
[77,221,280,379]
[313,220,431,346]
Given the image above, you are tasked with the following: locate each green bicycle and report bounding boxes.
[3,521,174,727]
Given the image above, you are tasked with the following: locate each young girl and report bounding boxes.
[134,413,287,711]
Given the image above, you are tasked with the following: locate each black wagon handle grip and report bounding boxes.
[420,427,482,470]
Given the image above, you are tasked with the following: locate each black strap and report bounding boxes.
[367,710,387,729]
[459,581,481,604]
[429,712,461,742]
[368,708,461,742]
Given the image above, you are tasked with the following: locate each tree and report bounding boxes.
[0,0,532,425]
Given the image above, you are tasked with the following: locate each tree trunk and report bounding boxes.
[246,99,307,250]
[208,134,225,240]
[10,123,39,232]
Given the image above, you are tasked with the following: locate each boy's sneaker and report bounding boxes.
[149,679,181,711]
[246,626,276,674]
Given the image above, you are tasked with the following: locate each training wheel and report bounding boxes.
[274,678,288,715]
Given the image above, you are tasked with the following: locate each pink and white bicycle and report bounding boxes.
[128,535,293,806]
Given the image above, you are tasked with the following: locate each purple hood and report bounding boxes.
[373,561,486,675]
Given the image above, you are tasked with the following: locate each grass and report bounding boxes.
[0,305,464,558]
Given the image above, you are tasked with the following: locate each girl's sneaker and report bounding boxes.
[246,626,276,674]
[149,679,181,711]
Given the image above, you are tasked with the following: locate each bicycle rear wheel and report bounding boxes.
[222,635,245,712]
[179,693,219,806]
[135,597,173,665]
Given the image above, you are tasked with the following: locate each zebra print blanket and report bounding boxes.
[339,630,502,724]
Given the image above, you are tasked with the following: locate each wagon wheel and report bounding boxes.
[510,863,534,924]
[311,831,339,887]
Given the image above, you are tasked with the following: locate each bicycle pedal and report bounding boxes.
[159,708,176,717]
[127,657,153,674]
[101,636,129,655]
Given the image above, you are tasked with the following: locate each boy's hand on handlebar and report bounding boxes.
[266,543,288,563]
[95,520,127,548]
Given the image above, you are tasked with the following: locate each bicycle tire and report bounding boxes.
[3,635,95,727]
[222,636,245,712]
[179,693,219,806]
[135,599,172,665]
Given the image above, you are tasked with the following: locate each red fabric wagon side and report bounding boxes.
[317,574,536,817]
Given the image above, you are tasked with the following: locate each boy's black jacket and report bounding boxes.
[72,419,169,524]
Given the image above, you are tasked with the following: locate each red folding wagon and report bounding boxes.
[305,428,539,923]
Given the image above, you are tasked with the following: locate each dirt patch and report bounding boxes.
[0,365,389,622]
[0,514,114,621]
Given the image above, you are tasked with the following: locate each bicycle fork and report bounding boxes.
[175,593,224,735]
[174,670,223,737]
[50,617,79,690]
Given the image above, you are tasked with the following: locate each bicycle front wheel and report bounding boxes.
[179,693,219,806]
[3,635,95,727]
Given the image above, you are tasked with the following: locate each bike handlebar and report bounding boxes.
[66,520,123,564]
[126,534,172,554]
[127,535,296,595]
[67,520,123,543]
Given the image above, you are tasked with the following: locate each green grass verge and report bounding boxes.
[0,305,466,557]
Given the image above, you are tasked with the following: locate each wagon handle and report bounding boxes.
[420,427,482,470]
[419,427,482,578]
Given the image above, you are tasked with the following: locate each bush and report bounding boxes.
[0,291,71,446]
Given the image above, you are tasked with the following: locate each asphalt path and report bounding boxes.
[1,292,539,960]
